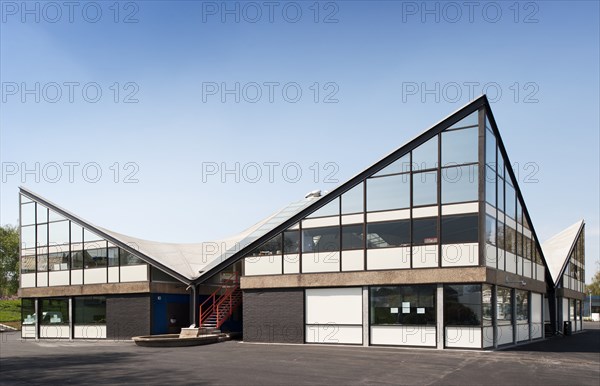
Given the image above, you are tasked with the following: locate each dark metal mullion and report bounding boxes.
[299,222,303,274]
[409,151,413,269]
[338,197,342,272]
[68,221,72,286]
[363,181,367,271]
[106,240,109,283]
[46,211,49,287]
[437,133,442,268]
[478,108,486,267]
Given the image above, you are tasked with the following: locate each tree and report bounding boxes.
[0,224,19,297]
[586,270,600,296]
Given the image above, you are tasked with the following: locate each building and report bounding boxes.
[18,95,586,348]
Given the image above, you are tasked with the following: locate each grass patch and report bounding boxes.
[0,299,21,322]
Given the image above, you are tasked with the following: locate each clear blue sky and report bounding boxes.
[1,1,598,282]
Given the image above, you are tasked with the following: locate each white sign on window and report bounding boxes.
[390,307,398,314]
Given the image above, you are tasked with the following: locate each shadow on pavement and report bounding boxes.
[507,329,600,353]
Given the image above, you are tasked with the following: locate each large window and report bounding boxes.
[49,251,69,271]
[21,298,35,325]
[485,129,496,171]
[342,224,363,250]
[441,214,478,244]
[366,174,410,211]
[515,290,529,322]
[485,215,496,246]
[441,127,478,166]
[283,230,300,254]
[497,287,513,325]
[121,250,144,265]
[373,154,410,176]
[482,284,493,326]
[307,198,339,218]
[485,166,496,206]
[40,298,69,325]
[441,165,478,204]
[412,136,438,171]
[302,226,340,253]
[75,297,106,324]
[505,225,517,255]
[444,284,482,326]
[412,171,437,206]
[371,285,436,325]
[412,217,437,245]
[366,220,410,248]
[247,235,282,258]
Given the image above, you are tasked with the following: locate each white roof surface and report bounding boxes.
[541,220,584,285]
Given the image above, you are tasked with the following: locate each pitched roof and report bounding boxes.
[541,220,585,286]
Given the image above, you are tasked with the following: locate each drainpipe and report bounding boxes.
[188,285,198,327]
[548,287,557,335]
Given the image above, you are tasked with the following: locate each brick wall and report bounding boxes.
[106,294,150,340]
[243,289,304,343]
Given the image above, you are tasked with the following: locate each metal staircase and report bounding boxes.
[199,273,242,331]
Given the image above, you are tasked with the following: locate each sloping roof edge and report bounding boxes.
[541,220,585,286]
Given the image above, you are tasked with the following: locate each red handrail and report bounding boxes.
[199,272,240,328]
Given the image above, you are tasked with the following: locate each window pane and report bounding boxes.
[441,165,478,204]
[505,182,516,219]
[497,220,505,251]
[49,221,70,245]
[373,154,410,176]
[302,226,340,253]
[48,210,64,222]
[506,225,516,254]
[21,202,36,226]
[120,249,144,265]
[366,220,410,248]
[486,129,496,171]
[21,250,36,273]
[485,166,496,206]
[342,224,364,250]
[37,204,48,223]
[84,228,103,242]
[412,217,437,245]
[482,284,493,326]
[370,285,436,325]
[497,287,513,325]
[49,251,69,271]
[367,174,410,211]
[341,183,364,214]
[497,177,505,212]
[448,110,478,129]
[21,299,35,325]
[441,127,478,166]
[247,235,282,258]
[21,225,35,249]
[441,214,478,244]
[85,248,107,268]
[516,290,528,322]
[485,215,496,246]
[413,171,437,206]
[40,298,69,325]
[412,136,438,171]
[71,250,84,269]
[37,224,48,246]
[444,284,482,326]
[108,247,119,266]
[283,230,300,254]
[71,223,83,243]
[75,297,106,324]
[307,197,339,218]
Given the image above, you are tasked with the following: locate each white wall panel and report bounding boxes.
[532,293,542,324]
[412,206,438,218]
[483,326,494,347]
[49,271,69,286]
[523,261,532,278]
[305,287,362,325]
[71,269,83,285]
[85,267,107,284]
[497,325,513,345]
[108,266,119,283]
[120,265,148,282]
[498,251,505,273]
[302,216,339,228]
[305,325,362,344]
[441,202,478,215]
[366,247,410,270]
[562,298,569,322]
[441,243,478,267]
[516,256,523,276]
[342,250,364,271]
[412,245,438,268]
[37,273,48,287]
[445,327,482,348]
[21,273,36,288]
[302,252,340,273]
[516,323,529,342]
[367,209,409,222]
[40,325,69,339]
[371,326,436,347]
[536,264,545,281]
[244,255,282,276]
[283,254,299,274]
[505,252,516,274]
[485,203,496,217]
[341,214,363,225]
[74,325,106,339]
[21,325,35,339]
[485,245,497,268]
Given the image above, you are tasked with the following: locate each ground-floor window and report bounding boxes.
[516,290,529,322]
[370,285,436,325]
[496,286,513,325]
[444,284,482,326]
[40,298,69,325]
[21,298,35,325]
[74,296,107,324]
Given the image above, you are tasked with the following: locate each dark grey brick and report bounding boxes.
[106,294,150,340]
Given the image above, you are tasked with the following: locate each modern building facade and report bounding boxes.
[19,95,586,348]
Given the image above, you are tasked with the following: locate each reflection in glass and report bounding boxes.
[40,298,69,325]
[485,166,496,206]
[441,127,478,166]
[49,252,70,271]
[367,220,410,248]
[483,284,493,326]
[497,287,513,325]
[444,284,482,326]
[441,214,478,244]
[412,136,438,171]
[485,215,496,246]
[412,217,437,245]
[108,247,119,266]
[75,297,106,324]
[307,197,339,218]
[71,223,83,243]
[448,110,478,129]
[367,174,410,211]
[441,165,478,204]
[37,204,48,223]
[49,221,70,245]
[302,226,340,253]
[486,129,496,171]
[283,230,300,254]
[247,235,282,258]
[37,224,48,246]
[120,249,144,265]
[341,183,364,214]
[373,154,410,177]
[21,225,35,249]
[342,224,363,250]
